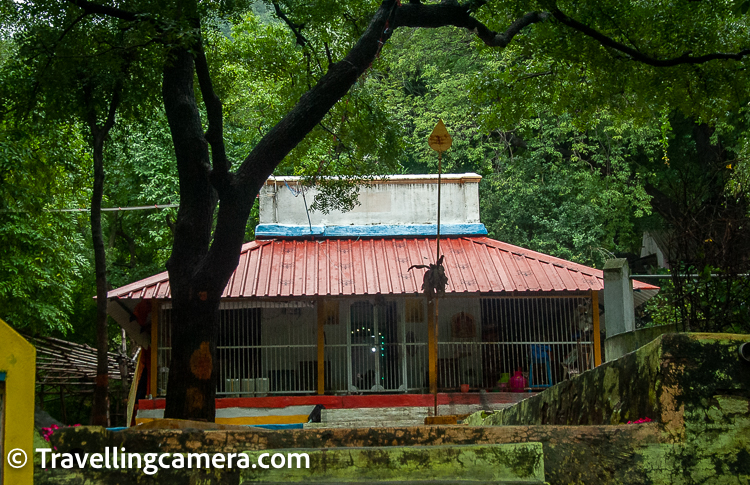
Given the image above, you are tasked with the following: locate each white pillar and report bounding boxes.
[603,258,635,337]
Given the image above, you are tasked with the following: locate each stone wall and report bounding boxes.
[40,421,665,484]
[466,333,749,428]
[604,323,676,362]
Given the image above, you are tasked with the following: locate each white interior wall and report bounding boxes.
[260,307,317,375]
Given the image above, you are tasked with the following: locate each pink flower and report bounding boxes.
[627,417,653,424]
[40,423,81,442]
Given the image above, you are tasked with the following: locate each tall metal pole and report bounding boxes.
[436,150,441,262]
[428,120,451,419]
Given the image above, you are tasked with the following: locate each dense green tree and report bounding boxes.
[0,120,90,334]
[3,1,165,424]
[103,116,180,286]
[479,111,657,266]
[640,112,750,333]
[366,27,659,267]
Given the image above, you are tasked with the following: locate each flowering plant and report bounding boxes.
[40,424,81,442]
[626,417,653,424]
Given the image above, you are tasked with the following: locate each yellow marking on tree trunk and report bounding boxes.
[190,342,213,380]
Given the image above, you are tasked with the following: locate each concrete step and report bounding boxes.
[317,404,508,425]
[321,406,428,421]
[312,407,428,428]
[305,420,425,429]
[241,443,546,483]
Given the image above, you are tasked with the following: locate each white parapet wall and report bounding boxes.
[257,173,486,238]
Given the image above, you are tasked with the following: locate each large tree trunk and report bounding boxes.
[90,133,110,427]
[161,45,223,420]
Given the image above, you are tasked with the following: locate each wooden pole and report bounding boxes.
[150,300,159,397]
[317,301,326,395]
[433,151,443,416]
[592,291,602,366]
[428,298,437,415]
[60,385,67,423]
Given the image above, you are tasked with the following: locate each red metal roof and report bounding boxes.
[107,237,659,300]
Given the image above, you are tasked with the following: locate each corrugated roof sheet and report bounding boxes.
[107,237,658,300]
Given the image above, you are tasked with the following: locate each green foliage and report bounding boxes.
[102,115,179,287]
[3,0,750,342]
[471,0,750,127]
[367,26,658,266]
[372,27,503,175]
[0,120,90,334]
[645,270,750,334]
[640,112,750,333]
[207,9,403,213]
[481,112,658,266]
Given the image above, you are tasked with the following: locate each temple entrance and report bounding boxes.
[349,301,402,392]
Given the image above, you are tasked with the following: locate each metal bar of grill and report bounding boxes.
[157,308,171,396]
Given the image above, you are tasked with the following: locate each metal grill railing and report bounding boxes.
[217,306,264,397]
[157,296,595,397]
[157,301,318,397]
[436,297,595,391]
[217,302,317,396]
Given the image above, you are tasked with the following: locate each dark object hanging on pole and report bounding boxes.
[408,255,448,301]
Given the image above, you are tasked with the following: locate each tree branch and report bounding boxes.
[194,0,401,290]
[551,7,750,67]
[67,0,138,22]
[116,226,137,268]
[393,4,549,48]
[272,2,307,47]
[57,13,90,46]
[102,78,124,134]
[193,39,231,190]
[235,0,400,190]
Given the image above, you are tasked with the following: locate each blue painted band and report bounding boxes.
[245,423,304,430]
[0,371,5,381]
[255,223,488,239]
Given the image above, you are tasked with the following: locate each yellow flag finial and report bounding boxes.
[428,119,452,153]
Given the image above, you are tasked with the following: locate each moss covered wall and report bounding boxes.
[40,423,665,484]
[604,323,676,362]
[466,333,750,484]
[467,333,750,428]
